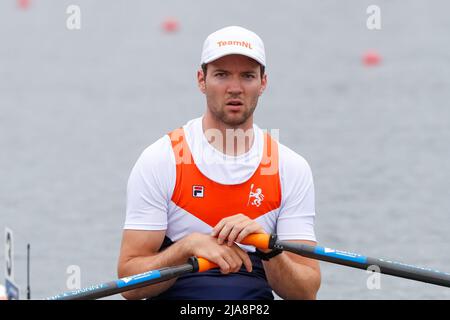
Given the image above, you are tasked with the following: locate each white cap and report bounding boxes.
[200,26,266,67]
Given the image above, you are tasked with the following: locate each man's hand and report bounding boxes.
[210,214,267,246]
[183,232,253,274]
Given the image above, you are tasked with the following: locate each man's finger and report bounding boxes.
[236,224,265,243]
[234,246,253,273]
[217,223,234,244]
[211,213,250,237]
[227,221,251,245]
[211,219,225,236]
[211,215,242,236]
[221,250,241,273]
[215,256,231,274]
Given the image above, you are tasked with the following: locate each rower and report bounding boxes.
[117,26,321,300]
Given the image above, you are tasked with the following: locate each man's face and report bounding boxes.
[198,54,267,127]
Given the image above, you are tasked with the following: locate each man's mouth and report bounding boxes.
[226,99,244,110]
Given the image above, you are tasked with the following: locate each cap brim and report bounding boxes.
[202,50,265,67]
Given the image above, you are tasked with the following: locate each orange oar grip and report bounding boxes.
[196,257,218,272]
[239,233,271,249]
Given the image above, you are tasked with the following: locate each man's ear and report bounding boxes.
[259,74,267,96]
[197,69,206,94]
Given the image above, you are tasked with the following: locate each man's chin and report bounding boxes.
[221,113,249,127]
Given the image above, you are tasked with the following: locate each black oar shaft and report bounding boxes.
[274,241,450,288]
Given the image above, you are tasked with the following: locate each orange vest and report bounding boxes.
[168,128,282,227]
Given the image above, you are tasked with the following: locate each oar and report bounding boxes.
[241,234,450,288]
[45,257,217,300]
[46,233,450,300]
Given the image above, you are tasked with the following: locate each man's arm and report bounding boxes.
[117,230,190,300]
[118,229,254,300]
[261,240,321,300]
[262,147,320,298]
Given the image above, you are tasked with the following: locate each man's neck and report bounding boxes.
[202,113,255,157]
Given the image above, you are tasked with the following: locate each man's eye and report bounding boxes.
[243,74,256,79]
[215,73,226,77]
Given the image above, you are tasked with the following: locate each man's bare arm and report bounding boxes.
[117,230,192,300]
[262,240,321,300]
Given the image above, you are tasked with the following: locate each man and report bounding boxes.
[118,26,321,300]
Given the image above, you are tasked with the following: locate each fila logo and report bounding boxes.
[192,185,204,198]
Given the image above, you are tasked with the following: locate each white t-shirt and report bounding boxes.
[124,117,316,243]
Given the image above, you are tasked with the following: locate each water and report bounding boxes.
[1,0,449,299]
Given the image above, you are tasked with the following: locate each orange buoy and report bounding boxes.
[161,17,179,33]
[363,50,381,66]
[17,0,31,10]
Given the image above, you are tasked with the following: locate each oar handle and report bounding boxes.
[193,233,277,272]
[239,233,275,249]
[195,257,217,272]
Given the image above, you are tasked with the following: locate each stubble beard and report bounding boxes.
[208,99,258,128]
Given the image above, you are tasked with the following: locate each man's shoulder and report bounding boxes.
[137,117,201,166]
[137,134,174,167]
[277,141,311,172]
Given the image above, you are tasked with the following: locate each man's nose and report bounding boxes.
[226,76,243,94]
